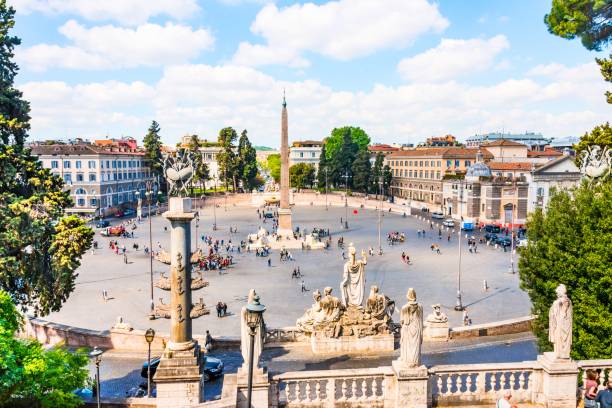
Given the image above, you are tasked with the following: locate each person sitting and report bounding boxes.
[496,389,518,408]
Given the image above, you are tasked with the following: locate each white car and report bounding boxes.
[431,212,444,219]
[517,239,528,248]
[443,219,455,227]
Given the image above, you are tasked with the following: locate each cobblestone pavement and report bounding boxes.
[47,204,531,337]
[91,333,537,400]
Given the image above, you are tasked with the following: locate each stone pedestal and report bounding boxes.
[277,208,293,237]
[236,366,270,408]
[424,321,449,342]
[155,346,203,408]
[310,333,394,354]
[538,352,579,408]
[391,361,430,408]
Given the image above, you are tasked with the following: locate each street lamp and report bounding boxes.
[324,167,329,211]
[455,180,464,311]
[509,203,516,274]
[245,295,266,408]
[213,182,218,231]
[378,176,384,255]
[89,347,103,408]
[342,170,350,229]
[139,180,159,317]
[144,328,156,398]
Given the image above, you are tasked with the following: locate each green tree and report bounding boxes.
[574,122,612,166]
[351,149,371,193]
[0,290,90,408]
[267,153,281,183]
[316,143,329,190]
[518,180,612,359]
[545,0,611,103]
[143,120,163,188]
[289,163,316,190]
[325,126,370,162]
[0,2,93,316]
[382,164,393,194]
[371,153,384,193]
[217,127,238,191]
[545,0,611,51]
[0,1,30,149]
[186,135,210,194]
[237,130,260,191]
[330,128,359,187]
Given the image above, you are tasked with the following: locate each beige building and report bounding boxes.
[289,140,322,171]
[386,148,492,210]
[31,142,154,216]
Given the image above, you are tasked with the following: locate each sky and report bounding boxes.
[9,0,612,148]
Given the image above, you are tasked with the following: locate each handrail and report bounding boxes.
[577,360,612,368]
[429,361,538,373]
[273,366,392,381]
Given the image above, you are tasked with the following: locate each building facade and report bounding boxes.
[466,132,551,150]
[386,148,493,210]
[31,143,154,216]
[528,155,582,214]
[289,140,322,171]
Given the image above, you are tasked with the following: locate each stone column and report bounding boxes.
[154,197,203,408]
[391,362,430,408]
[277,97,293,237]
[537,352,579,408]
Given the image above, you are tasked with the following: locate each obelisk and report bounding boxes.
[277,93,293,238]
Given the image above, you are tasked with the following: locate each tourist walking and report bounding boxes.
[584,369,600,407]
[123,253,128,264]
[301,280,307,293]
[595,378,612,408]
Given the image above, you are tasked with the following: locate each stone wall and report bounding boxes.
[449,315,534,339]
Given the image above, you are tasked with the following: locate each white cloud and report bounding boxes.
[17,21,214,71]
[20,61,610,146]
[397,35,510,82]
[9,0,200,25]
[232,0,448,67]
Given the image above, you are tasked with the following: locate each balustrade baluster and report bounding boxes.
[445,374,452,395]
[305,381,312,402]
[518,372,525,391]
[288,381,297,402]
[501,372,508,391]
[361,378,368,401]
[315,381,322,402]
[466,373,473,395]
[325,379,335,404]
[339,379,348,401]
[436,375,443,395]
[458,374,466,394]
[351,378,358,401]
[476,372,486,395]
[374,377,382,401]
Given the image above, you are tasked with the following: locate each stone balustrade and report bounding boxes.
[429,361,537,406]
[577,360,612,389]
[271,367,393,407]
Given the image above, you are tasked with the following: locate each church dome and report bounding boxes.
[466,149,491,180]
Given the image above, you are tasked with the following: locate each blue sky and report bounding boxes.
[10,0,611,147]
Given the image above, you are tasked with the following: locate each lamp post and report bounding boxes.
[324,167,329,210]
[245,296,266,408]
[90,347,103,408]
[455,180,464,311]
[213,182,218,230]
[144,328,156,398]
[378,176,384,255]
[509,202,516,274]
[342,170,350,229]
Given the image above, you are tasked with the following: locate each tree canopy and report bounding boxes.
[0,290,90,408]
[217,127,238,191]
[143,120,163,188]
[267,153,281,183]
[351,149,372,193]
[289,163,316,190]
[237,130,260,191]
[518,179,612,359]
[574,122,612,166]
[324,126,370,161]
[0,0,93,316]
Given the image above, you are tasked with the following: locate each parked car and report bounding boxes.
[115,210,124,218]
[484,233,498,242]
[498,237,512,247]
[442,219,455,227]
[484,224,501,233]
[95,220,110,228]
[123,208,136,217]
[460,221,474,231]
[141,356,224,380]
[431,212,444,219]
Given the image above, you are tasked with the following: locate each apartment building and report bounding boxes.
[31,142,154,216]
[289,140,323,171]
[386,147,492,209]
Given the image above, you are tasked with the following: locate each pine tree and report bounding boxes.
[371,153,384,193]
[317,143,329,190]
[217,127,238,191]
[143,120,163,188]
[186,135,209,194]
[238,130,259,191]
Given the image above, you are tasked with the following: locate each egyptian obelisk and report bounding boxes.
[277,92,293,237]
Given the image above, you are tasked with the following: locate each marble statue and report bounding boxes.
[341,243,368,307]
[549,284,572,359]
[426,304,448,324]
[163,152,195,196]
[365,285,395,322]
[580,145,611,180]
[296,290,323,332]
[399,288,423,367]
[241,289,265,368]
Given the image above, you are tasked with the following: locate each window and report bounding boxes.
[118,161,122,168]
[419,161,423,166]
[88,160,96,168]
[436,171,440,179]
[76,160,82,169]
[112,160,117,168]
[507,172,512,178]
[90,198,97,206]
[437,161,441,167]
[106,160,110,168]
[537,187,544,196]
[465,160,471,167]
[118,173,122,180]
[455,160,460,167]
[51,160,59,168]
[419,170,423,178]
[63,160,71,168]
[425,170,429,179]
[425,161,428,167]
[75,188,86,194]
[446,160,452,167]
[123,161,127,168]
[311,152,316,158]
[76,174,84,182]
[89,173,96,182]
[430,161,434,166]
[409,170,413,177]
[409,161,413,166]
[63,174,72,183]
[77,198,85,206]
[300,152,304,158]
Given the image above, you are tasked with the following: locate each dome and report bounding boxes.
[466,161,491,178]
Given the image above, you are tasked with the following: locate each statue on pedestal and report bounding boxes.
[549,284,572,359]
[399,288,423,367]
[341,243,367,307]
[241,289,265,368]
[296,290,323,332]
[426,304,448,324]
[365,285,395,323]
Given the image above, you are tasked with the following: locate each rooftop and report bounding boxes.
[292,140,323,147]
[488,162,534,171]
[31,143,145,156]
[368,144,400,152]
[483,139,527,147]
[467,132,549,142]
[387,147,493,159]
[527,149,563,158]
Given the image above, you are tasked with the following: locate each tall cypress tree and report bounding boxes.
[143,120,163,187]
[351,149,371,193]
[317,143,328,190]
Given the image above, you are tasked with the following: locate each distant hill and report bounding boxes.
[254,146,275,151]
